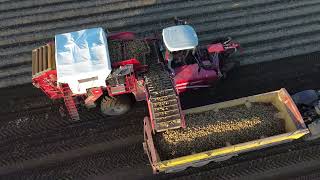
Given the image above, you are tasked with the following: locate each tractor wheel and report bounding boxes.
[100,95,133,116]
[221,60,240,79]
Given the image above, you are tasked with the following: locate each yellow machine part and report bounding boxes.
[156,129,308,172]
[32,43,56,77]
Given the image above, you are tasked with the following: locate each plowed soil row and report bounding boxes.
[2,0,320,88]
[1,1,320,179]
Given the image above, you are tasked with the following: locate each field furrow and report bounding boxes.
[1,1,320,179]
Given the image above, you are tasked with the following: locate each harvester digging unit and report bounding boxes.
[32,19,240,132]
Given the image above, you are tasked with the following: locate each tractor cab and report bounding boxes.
[162,25,220,93]
[162,25,198,71]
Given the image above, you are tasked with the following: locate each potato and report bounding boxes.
[154,103,285,160]
[109,39,149,63]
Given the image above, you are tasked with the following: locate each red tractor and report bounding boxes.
[32,19,240,132]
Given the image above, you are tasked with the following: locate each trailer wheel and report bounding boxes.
[100,95,133,116]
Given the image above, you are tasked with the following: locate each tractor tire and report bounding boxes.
[100,95,133,116]
[221,60,240,80]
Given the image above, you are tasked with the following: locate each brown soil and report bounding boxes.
[154,102,286,160]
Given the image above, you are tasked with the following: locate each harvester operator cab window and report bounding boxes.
[166,47,197,74]
[162,24,199,74]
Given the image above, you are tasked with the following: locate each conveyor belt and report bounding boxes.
[144,40,184,132]
[145,63,183,132]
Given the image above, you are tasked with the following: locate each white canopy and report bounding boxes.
[162,25,199,52]
[55,27,111,94]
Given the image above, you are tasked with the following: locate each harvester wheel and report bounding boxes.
[100,95,133,116]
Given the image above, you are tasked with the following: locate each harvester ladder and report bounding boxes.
[62,84,80,121]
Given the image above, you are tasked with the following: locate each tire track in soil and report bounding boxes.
[3,132,320,180]
[1,143,149,180]
[0,105,69,142]
[0,84,147,144]
[94,138,320,180]
[0,95,55,115]
[163,139,320,180]
[0,102,146,144]
[0,51,319,179]
[0,102,147,169]
[290,169,320,180]
[0,134,144,176]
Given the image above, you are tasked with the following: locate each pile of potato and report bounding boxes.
[154,103,286,160]
[108,39,149,63]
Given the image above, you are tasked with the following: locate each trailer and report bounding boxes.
[143,88,311,173]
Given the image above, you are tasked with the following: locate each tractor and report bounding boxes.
[31,18,240,132]
[292,89,320,140]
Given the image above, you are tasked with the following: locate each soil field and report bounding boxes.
[0,51,319,180]
[1,0,320,179]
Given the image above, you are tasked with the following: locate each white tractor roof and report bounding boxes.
[55,27,111,94]
[162,25,198,52]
